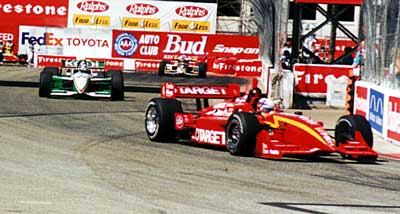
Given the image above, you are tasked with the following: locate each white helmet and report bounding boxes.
[78,60,88,71]
[257,98,275,113]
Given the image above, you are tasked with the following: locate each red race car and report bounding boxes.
[144,82,378,163]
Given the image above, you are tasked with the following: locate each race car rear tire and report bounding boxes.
[158,60,168,76]
[226,112,260,156]
[39,69,54,97]
[145,98,183,142]
[198,62,207,78]
[110,70,124,101]
[335,115,373,148]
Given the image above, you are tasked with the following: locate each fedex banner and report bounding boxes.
[111,30,259,60]
[293,64,352,98]
[18,26,111,59]
[68,0,217,34]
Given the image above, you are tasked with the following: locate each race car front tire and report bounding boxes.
[158,60,168,76]
[110,70,124,101]
[335,115,376,163]
[145,98,183,142]
[39,68,56,97]
[198,62,207,78]
[226,112,260,156]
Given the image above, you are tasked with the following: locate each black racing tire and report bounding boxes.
[39,69,54,97]
[45,67,60,75]
[110,70,124,101]
[198,62,207,78]
[335,115,373,148]
[145,98,183,142]
[226,112,260,156]
[158,60,168,76]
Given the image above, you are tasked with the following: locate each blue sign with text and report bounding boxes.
[369,89,384,133]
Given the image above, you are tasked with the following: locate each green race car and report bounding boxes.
[39,60,124,101]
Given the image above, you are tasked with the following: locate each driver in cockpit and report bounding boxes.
[78,60,90,73]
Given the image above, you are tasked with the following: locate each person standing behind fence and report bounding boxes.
[352,40,365,77]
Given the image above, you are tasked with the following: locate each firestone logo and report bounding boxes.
[77,1,109,13]
[175,6,208,18]
[126,3,159,15]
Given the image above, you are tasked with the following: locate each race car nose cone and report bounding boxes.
[73,72,90,94]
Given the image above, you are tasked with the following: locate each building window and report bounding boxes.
[218,0,241,17]
[289,2,317,20]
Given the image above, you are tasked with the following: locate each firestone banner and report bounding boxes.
[67,0,217,34]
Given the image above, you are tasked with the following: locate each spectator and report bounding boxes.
[352,40,365,76]
[280,50,291,70]
[337,46,354,65]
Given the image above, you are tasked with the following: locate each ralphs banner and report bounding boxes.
[111,30,259,60]
[67,0,217,34]
[18,26,111,59]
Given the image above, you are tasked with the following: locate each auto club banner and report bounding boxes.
[111,30,259,60]
[67,0,218,34]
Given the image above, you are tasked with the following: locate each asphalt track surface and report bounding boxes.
[0,66,399,214]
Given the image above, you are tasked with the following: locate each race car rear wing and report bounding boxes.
[161,82,241,99]
[61,59,105,69]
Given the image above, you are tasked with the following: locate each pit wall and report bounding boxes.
[354,81,400,144]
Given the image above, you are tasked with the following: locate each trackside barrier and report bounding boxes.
[353,81,400,145]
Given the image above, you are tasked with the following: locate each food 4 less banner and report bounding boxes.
[68,0,217,34]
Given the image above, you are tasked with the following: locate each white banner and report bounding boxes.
[67,0,217,34]
[18,25,112,59]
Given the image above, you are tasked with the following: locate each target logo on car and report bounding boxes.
[114,32,138,57]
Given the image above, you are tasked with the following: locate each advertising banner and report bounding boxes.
[293,64,352,97]
[211,58,262,77]
[67,0,217,34]
[369,88,385,134]
[354,83,369,117]
[111,30,259,60]
[0,0,68,51]
[19,26,112,59]
[388,95,400,143]
[37,54,77,67]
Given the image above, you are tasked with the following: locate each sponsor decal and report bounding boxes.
[135,59,160,71]
[354,85,368,117]
[175,114,184,130]
[369,89,384,133]
[212,44,259,56]
[172,20,210,32]
[37,55,76,67]
[388,96,400,142]
[0,32,14,41]
[114,32,138,57]
[122,18,160,29]
[163,34,207,55]
[194,128,225,145]
[175,6,208,18]
[126,3,159,16]
[177,86,227,96]
[21,32,109,48]
[73,14,110,26]
[162,82,176,98]
[0,3,67,16]
[76,0,109,13]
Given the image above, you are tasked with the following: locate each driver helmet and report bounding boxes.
[78,60,88,72]
[257,98,275,113]
[178,55,187,62]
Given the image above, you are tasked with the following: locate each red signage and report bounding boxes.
[111,30,259,60]
[211,58,261,77]
[77,1,109,13]
[354,85,368,117]
[86,57,124,70]
[294,64,351,97]
[388,96,400,143]
[37,55,76,67]
[175,6,208,18]
[295,0,362,5]
[126,3,159,15]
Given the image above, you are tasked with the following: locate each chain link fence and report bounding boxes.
[363,0,400,89]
